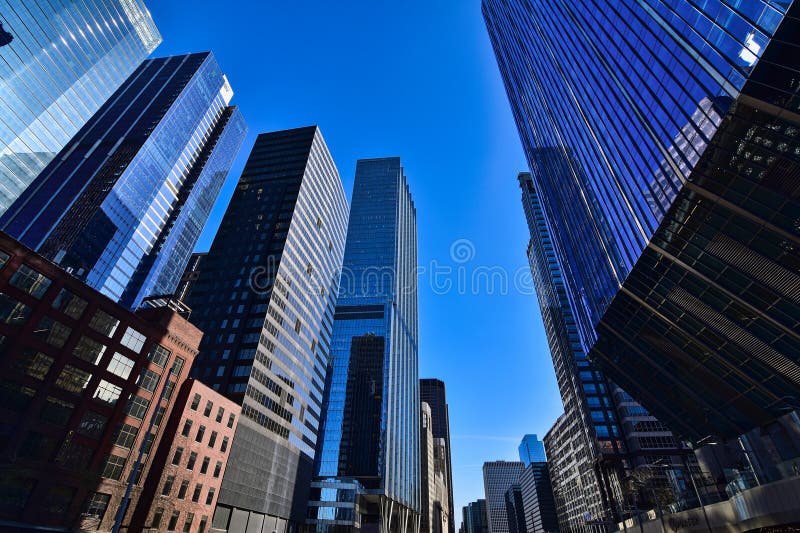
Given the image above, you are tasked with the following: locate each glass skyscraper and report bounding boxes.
[518,435,546,466]
[420,378,455,533]
[482,461,524,533]
[310,157,419,533]
[182,126,349,531]
[0,0,161,213]
[0,52,246,309]
[484,0,800,440]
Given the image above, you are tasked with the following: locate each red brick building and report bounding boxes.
[0,233,200,531]
[130,378,238,533]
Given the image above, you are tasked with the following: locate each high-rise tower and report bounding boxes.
[0,0,161,213]
[420,378,455,533]
[310,157,419,533]
[482,461,524,533]
[182,126,349,531]
[0,52,246,309]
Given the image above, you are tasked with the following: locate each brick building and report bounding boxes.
[0,232,200,531]
[130,378,238,532]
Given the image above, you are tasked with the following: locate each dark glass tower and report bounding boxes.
[482,461,524,533]
[0,0,161,213]
[483,0,800,439]
[420,378,455,533]
[518,463,558,533]
[463,499,489,533]
[182,126,349,530]
[0,52,246,309]
[310,157,419,533]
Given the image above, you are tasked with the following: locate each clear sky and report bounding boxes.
[148,0,563,523]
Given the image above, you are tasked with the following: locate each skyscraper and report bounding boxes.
[182,126,349,530]
[518,435,546,466]
[483,0,800,439]
[422,403,436,533]
[420,378,455,533]
[518,463,558,533]
[482,461,524,533]
[503,485,526,533]
[0,0,161,213]
[463,500,489,533]
[0,52,246,309]
[310,157,419,533]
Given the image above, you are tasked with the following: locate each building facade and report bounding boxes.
[483,0,800,440]
[421,403,435,533]
[463,500,488,533]
[310,157,420,533]
[482,461,524,533]
[504,485,526,533]
[0,232,199,531]
[0,52,246,309]
[518,435,546,466]
[518,463,558,533]
[183,126,349,531]
[0,0,161,213]
[420,378,455,533]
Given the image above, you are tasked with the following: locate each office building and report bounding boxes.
[0,0,161,213]
[463,500,489,533]
[182,126,349,531]
[420,378,455,533]
[0,232,199,531]
[483,0,800,440]
[518,463,558,533]
[310,157,420,533]
[518,435,546,466]
[482,461,524,533]
[0,52,247,309]
[504,485,526,533]
[432,438,450,533]
[422,403,436,533]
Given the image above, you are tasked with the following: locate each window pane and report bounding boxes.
[89,310,119,337]
[52,288,87,319]
[32,315,71,347]
[120,327,146,354]
[0,292,32,325]
[93,380,122,406]
[107,352,134,379]
[73,336,106,365]
[55,365,92,394]
[76,411,107,439]
[9,264,51,298]
[13,350,54,380]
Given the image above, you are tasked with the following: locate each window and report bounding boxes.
[203,400,213,417]
[125,395,149,420]
[206,487,216,505]
[114,424,138,449]
[294,319,302,333]
[151,507,164,529]
[0,250,8,269]
[177,479,189,499]
[39,396,74,427]
[0,293,32,325]
[199,516,208,533]
[153,406,166,426]
[171,357,185,376]
[167,510,179,531]
[208,431,218,448]
[55,440,93,470]
[73,336,106,364]
[102,455,126,481]
[137,369,160,393]
[221,436,229,453]
[187,452,197,470]
[183,512,194,533]
[232,364,251,377]
[191,393,201,411]
[33,316,71,347]
[162,475,175,496]
[227,413,235,428]
[148,344,170,367]
[120,327,146,353]
[172,447,184,466]
[181,419,192,437]
[200,456,210,474]
[76,411,107,439]
[216,407,225,423]
[88,310,119,337]
[191,484,203,503]
[93,380,122,406]
[9,264,51,298]
[82,492,111,521]
[55,365,92,394]
[52,288,87,320]
[195,425,205,443]
[13,350,53,380]
[213,461,222,478]
[107,352,135,379]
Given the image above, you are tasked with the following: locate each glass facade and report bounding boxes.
[0,0,161,213]
[183,126,349,526]
[420,378,454,533]
[310,157,419,531]
[482,461,524,533]
[0,52,246,309]
[518,434,546,465]
[485,0,800,439]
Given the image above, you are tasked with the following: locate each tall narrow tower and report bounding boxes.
[311,157,420,533]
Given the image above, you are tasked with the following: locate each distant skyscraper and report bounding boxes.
[182,126,349,530]
[311,157,419,532]
[0,52,246,309]
[504,485,526,533]
[0,0,161,213]
[483,461,524,533]
[518,435,546,465]
[421,378,455,533]
[518,463,558,533]
[422,403,436,533]
[463,500,489,533]
[483,0,800,439]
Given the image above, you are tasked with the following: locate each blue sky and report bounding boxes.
[148,0,563,521]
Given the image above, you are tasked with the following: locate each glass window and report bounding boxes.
[177,479,189,499]
[172,447,184,465]
[120,326,146,353]
[55,365,92,394]
[89,310,119,337]
[187,451,197,470]
[76,411,107,439]
[107,352,134,379]
[227,413,235,428]
[163,380,175,400]
[0,250,9,269]
[213,461,222,478]
[114,424,138,449]
[9,264,51,298]
[216,407,224,423]
[102,455,126,480]
[171,357,185,376]
[153,406,166,426]
[168,510,180,531]
[39,396,74,427]
[82,492,111,522]
[206,486,216,505]
[32,315,71,347]
[73,336,106,364]
[52,288,87,319]
[148,344,170,367]
[183,512,194,532]
[208,431,217,448]
[55,441,94,470]
[203,400,213,417]
[191,393,201,410]
[137,369,160,393]
[0,293,32,325]
[13,350,54,380]
[195,425,205,443]
[93,380,122,406]
[221,436,229,453]
[200,456,210,474]
[162,475,175,496]
[125,395,149,420]
[151,507,164,529]
[181,419,192,437]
